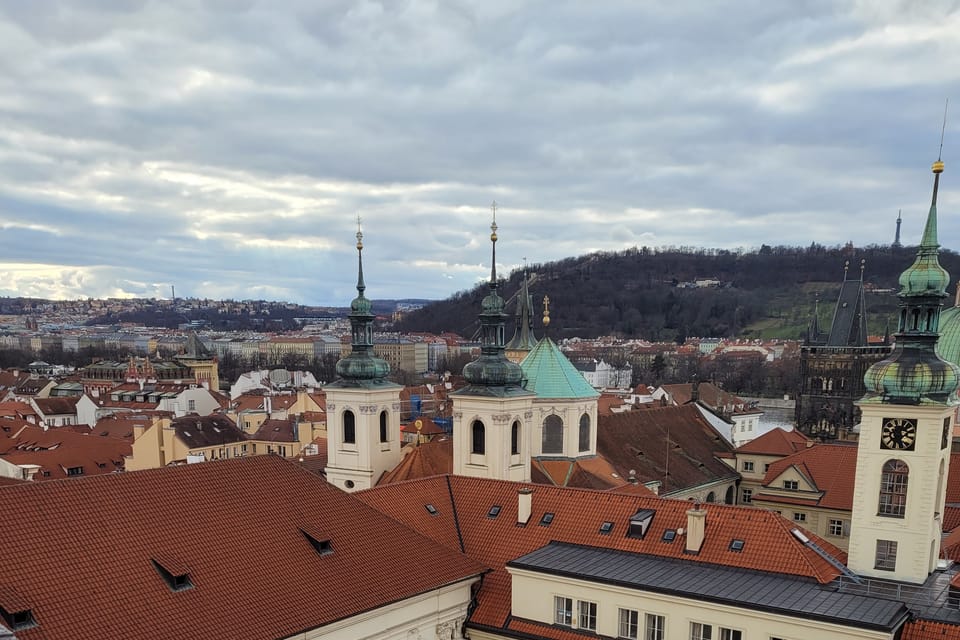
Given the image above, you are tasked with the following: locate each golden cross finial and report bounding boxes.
[356,214,363,250]
[542,295,551,326]
[490,201,498,239]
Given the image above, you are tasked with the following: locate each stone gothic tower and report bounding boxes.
[849,157,960,584]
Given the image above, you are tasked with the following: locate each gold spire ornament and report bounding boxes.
[542,295,551,326]
[356,214,363,250]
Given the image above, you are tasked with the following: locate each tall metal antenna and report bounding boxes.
[939,98,949,161]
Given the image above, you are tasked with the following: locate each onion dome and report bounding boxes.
[458,204,528,396]
[329,221,393,387]
[863,159,960,405]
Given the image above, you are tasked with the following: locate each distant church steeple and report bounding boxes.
[505,260,539,363]
[893,209,903,248]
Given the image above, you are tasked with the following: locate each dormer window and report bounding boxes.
[300,528,333,556]
[627,509,656,539]
[151,558,193,592]
[540,512,555,526]
[0,605,36,631]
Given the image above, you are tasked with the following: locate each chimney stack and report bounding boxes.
[517,488,533,526]
[685,503,707,554]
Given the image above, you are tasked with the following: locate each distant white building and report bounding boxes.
[573,359,632,389]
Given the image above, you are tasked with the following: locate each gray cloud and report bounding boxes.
[0,0,958,304]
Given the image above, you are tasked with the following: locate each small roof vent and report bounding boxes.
[729,539,745,552]
[425,504,439,516]
[300,526,334,557]
[487,505,502,519]
[539,512,555,526]
[151,556,193,592]
[627,508,656,539]
[599,521,614,535]
[662,529,677,543]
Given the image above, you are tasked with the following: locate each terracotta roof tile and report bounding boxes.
[759,443,857,511]
[597,404,738,495]
[736,427,810,455]
[0,457,485,640]
[902,620,960,640]
[357,475,846,631]
[32,397,79,416]
[379,438,453,485]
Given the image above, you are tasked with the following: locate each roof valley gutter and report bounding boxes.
[446,475,466,553]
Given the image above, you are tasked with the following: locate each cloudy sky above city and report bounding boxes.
[0,1,958,305]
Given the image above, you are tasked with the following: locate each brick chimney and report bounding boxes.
[685,503,707,554]
[517,488,533,526]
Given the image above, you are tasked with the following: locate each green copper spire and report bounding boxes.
[458,203,528,396]
[330,219,393,387]
[863,158,959,405]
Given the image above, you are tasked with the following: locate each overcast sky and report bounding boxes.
[0,1,958,305]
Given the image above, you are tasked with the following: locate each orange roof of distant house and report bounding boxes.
[755,443,858,511]
[400,416,445,435]
[32,396,80,416]
[736,427,810,456]
[0,426,131,480]
[379,437,453,485]
[903,621,960,640]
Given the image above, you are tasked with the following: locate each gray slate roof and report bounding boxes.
[507,541,910,632]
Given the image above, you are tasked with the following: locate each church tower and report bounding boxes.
[451,205,536,482]
[505,266,539,363]
[796,261,890,440]
[324,222,402,492]
[849,157,960,584]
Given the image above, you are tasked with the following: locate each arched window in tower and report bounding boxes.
[343,410,356,445]
[878,459,909,518]
[542,415,563,454]
[911,309,920,331]
[471,420,485,455]
[926,309,935,332]
[578,414,591,452]
[899,309,907,332]
[511,421,521,456]
[379,410,388,443]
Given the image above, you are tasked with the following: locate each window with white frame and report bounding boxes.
[554,596,573,626]
[578,601,597,631]
[829,519,844,536]
[618,608,639,639]
[690,622,713,640]
[793,512,806,523]
[875,539,898,571]
[742,460,754,471]
[741,488,752,504]
[783,479,799,490]
[720,628,742,640]
[645,613,665,640]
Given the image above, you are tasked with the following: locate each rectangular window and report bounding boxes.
[764,463,771,472]
[554,596,573,626]
[188,399,196,411]
[578,601,597,631]
[690,622,713,640]
[720,629,742,640]
[741,488,752,504]
[645,614,665,640]
[829,519,844,536]
[783,480,799,490]
[793,512,806,523]
[875,539,898,571]
[742,461,754,471]
[618,608,639,639]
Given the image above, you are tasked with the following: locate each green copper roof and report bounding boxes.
[937,305,960,367]
[898,203,950,297]
[863,160,959,405]
[520,337,600,399]
[330,227,393,387]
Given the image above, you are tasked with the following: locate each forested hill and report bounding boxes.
[394,244,960,342]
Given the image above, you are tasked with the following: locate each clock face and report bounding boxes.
[881,417,917,451]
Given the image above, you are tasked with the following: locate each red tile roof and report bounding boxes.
[357,476,847,631]
[736,427,810,456]
[379,437,453,484]
[597,404,738,495]
[756,443,858,511]
[659,382,760,416]
[902,620,960,640]
[0,456,485,640]
[0,426,130,480]
[32,397,80,417]
[250,418,298,443]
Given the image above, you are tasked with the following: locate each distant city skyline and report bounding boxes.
[0,2,958,305]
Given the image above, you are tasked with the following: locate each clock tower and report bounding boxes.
[849,157,960,583]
